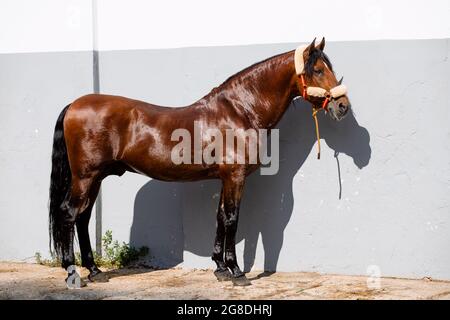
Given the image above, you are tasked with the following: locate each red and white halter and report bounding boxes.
[294,44,348,159]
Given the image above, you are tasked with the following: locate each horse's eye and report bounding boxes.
[314,69,323,76]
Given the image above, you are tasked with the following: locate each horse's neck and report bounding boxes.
[218,51,298,129]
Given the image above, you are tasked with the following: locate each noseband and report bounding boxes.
[294,45,348,159]
[298,73,347,112]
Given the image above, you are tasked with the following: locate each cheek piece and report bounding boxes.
[294,44,349,159]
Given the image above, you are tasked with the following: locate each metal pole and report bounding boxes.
[92,0,102,256]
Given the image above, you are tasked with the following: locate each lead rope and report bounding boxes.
[312,108,321,159]
[300,74,327,160]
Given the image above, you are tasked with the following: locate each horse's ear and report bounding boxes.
[317,37,325,51]
[304,38,316,59]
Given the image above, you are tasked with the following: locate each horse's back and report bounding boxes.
[68,93,152,114]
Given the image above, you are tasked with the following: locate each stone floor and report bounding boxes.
[1,262,449,300]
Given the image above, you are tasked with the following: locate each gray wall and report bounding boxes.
[0,51,96,259]
[1,39,449,280]
[99,39,450,279]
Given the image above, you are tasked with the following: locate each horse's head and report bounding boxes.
[297,38,351,121]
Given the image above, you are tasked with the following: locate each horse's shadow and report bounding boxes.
[130,99,371,272]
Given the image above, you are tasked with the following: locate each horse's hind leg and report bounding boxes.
[61,172,99,287]
[212,188,232,281]
[75,177,108,282]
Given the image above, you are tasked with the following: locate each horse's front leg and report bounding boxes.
[212,188,232,281]
[222,170,251,286]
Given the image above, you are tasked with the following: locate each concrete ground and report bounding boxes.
[0,262,449,300]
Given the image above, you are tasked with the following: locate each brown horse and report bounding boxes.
[49,38,350,286]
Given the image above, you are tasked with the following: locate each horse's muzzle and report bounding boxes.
[329,96,350,121]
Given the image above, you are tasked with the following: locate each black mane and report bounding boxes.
[217,47,333,89]
[305,48,333,77]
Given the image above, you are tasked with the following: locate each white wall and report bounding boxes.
[0,0,93,53]
[96,0,450,50]
[1,0,449,53]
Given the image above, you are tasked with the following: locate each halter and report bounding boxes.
[294,45,348,159]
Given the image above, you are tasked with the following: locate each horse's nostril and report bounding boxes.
[342,107,349,116]
[337,102,349,117]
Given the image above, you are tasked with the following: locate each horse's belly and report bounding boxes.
[134,163,220,182]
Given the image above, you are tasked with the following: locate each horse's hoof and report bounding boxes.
[214,269,232,282]
[80,278,88,287]
[88,270,109,283]
[232,275,251,286]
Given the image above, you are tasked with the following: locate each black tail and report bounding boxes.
[49,104,71,258]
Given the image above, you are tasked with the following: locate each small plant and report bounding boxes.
[101,230,149,268]
[36,230,148,269]
[35,251,61,267]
